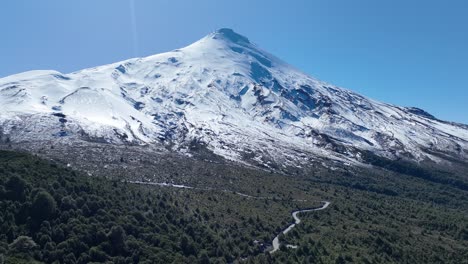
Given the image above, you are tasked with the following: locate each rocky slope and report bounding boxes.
[1,28,467,167]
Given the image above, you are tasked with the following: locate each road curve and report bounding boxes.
[129,181,329,254]
[270,201,331,254]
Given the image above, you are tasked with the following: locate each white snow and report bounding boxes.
[0,28,467,164]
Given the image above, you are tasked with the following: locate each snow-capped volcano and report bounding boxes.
[1,28,467,166]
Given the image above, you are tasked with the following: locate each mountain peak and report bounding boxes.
[211,28,250,45]
[1,29,467,166]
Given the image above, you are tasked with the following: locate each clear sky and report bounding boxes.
[1,0,467,123]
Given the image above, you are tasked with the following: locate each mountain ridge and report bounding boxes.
[0,28,467,167]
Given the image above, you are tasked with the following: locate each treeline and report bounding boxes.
[360,150,468,191]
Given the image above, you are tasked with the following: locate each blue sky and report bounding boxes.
[1,0,467,123]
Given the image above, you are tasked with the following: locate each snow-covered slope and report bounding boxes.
[1,28,467,166]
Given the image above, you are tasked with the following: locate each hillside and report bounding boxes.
[1,29,467,168]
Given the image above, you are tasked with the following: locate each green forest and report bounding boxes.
[0,149,467,263]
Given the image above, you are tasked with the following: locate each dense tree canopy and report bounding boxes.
[0,149,466,263]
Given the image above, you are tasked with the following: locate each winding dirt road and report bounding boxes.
[270,201,331,253]
[129,180,331,254]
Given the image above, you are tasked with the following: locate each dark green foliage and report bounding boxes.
[5,175,27,201]
[0,148,466,263]
[9,236,37,253]
[0,150,241,263]
[30,191,56,224]
[107,225,126,254]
